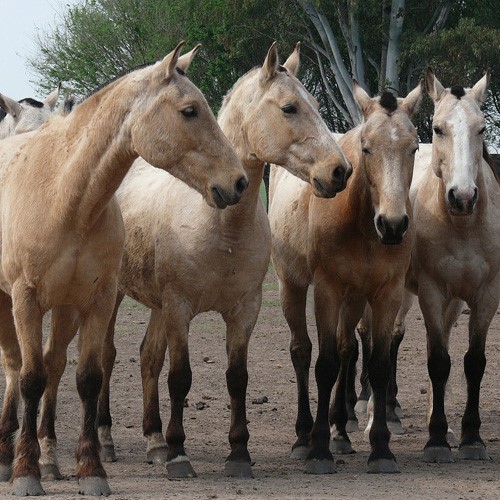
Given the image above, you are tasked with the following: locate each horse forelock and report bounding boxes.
[450,85,466,99]
[379,92,398,114]
[19,97,44,108]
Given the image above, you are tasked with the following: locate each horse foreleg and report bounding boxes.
[139,307,168,465]
[458,294,497,461]
[329,299,366,455]
[355,305,373,414]
[97,292,124,464]
[0,291,20,482]
[304,280,340,474]
[163,302,195,478]
[74,283,117,496]
[223,291,260,478]
[10,283,46,496]
[38,305,80,480]
[366,290,401,473]
[278,278,312,459]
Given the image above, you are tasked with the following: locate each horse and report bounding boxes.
[0,86,61,140]
[0,41,248,497]
[34,41,352,481]
[269,80,423,474]
[360,69,499,463]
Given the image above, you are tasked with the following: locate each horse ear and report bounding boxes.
[260,41,279,84]
[157,40,185,82]
[0,93,23,118]
[400,80,423,117]
[43,83,61,111]
[470,70,490,105]
[283,42,300,77]
[177,44,202,74]
[352,80,373,117]
[424,67,445,102]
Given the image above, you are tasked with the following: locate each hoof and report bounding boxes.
[146,446,169,464]
[166,457,197,478]
[354,399,368,414]
[305,458,335,474]
[225,461,254,478]
[12,476,45,496]
[423,446,453,463]
[458,443,490,461]
[329,436,355,455]
[40,463,63,480]
[78,476,111,496]
[447,430,459,448]
[0,463,11,482]
[346,419,359,433]
[100,445,117,463]
[387,420,405,435]
[367,458,399,473]
[290,445,311,460]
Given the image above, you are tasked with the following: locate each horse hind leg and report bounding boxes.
[98,292,124,463]
[279,278,313,460]
[354,305,372,414]
[139,307,169,465]
[38,305,80,480]
[0,291,21,482]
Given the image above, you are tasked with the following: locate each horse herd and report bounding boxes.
[0,41,497,496]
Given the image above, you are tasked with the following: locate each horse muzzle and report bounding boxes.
[376,214,409,245]
[210,175,248,209]
[312,162,352,198]
[447,187,478,216]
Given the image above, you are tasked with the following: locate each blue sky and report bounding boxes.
[0,0,80,100]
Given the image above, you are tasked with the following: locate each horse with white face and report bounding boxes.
[0,86,61,140]
[35,41,351,481]
[269,81,422,474]
[0,41,247,497]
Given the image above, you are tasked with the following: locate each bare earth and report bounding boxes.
[0,267,499,499]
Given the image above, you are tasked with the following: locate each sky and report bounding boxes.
[0,0,80,101]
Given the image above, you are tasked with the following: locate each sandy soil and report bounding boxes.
[0,268,499,499]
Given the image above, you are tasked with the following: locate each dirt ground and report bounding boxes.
[0,267,499,499]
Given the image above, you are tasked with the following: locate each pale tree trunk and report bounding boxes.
[385,0,405,95]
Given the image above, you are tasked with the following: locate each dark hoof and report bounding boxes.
[146,446,169,464]
[166,458,197,478]
[78,476,111,496]
[290,445,311,460]
[354,399,368,414]
[346,419,359,433]
[329,436,355,455]
[423,446,453,463]
[387,420,405,435]
[458,443,490,461]
[225,461,254,478]
[305,458,336,474]
[100,445,117,463]
[40,463,63,480]
[367,458,399,473]
[12,476,45,496]
[0,463,11,482]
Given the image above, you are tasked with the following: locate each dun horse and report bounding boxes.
[361,69,499,462]
[269,81,422,473]
[36,42,352,480]
[0,86,60,139]
[0,42,247,497]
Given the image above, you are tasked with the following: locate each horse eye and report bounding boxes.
[478,127,485,135]
[181,106,198,118]
[362,148,371,155]
[282,104,297,114]
[433,126,443,136]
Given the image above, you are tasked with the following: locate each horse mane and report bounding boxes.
[450,85,466,99]
[483,143,500,184]
[219,67,260,115]
[0,97,44,122]
[379,92,398,114]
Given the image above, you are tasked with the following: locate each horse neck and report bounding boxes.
[57,83,138,232]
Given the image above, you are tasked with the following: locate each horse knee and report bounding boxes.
[76,369,103,401]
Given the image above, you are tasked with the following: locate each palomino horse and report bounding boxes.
[36,41,352,480]
[0,86,61,139]
[362,69,499,462]
[269,81,423,474]
[0,42,247,497]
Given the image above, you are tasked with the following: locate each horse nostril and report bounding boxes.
[376,215,385,234]
[235,175,248,196]
[472,187,478,205]
[332,165,345,181]
[401,215,409,234]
